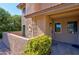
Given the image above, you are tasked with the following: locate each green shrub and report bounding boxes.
[23,34,52,55]
[0,32,2,39]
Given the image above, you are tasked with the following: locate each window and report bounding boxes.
[55,23,61,32]
[67,21,77,33]
[23,25,25,36]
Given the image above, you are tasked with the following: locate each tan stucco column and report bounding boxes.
[32,15,52,37]
[45,16,52,36]
[22,15,33,38]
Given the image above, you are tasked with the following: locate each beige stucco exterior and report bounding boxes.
[18,3,79,45]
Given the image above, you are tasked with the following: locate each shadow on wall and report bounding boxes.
[2,32,10,51]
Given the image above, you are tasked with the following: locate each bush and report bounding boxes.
[0,32,2,39]
[23,34,52,55]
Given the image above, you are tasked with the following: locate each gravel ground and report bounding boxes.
[51,40,79,55]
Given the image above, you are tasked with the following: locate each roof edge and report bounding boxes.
[17,3,26,10]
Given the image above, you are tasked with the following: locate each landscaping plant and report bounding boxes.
[23,34,52,55]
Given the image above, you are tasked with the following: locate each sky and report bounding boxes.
[0,3,21,15]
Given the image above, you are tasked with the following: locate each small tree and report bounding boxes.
[0,7,21,32]
[11,15,21,31]
[0,7,11,31]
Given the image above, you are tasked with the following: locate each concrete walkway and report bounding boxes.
[51,40,79,55]
[0,40,10,55]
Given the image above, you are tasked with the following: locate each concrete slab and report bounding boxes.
[0,41,10,55]
[51,40,79,55]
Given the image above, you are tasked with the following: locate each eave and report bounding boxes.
[24,3,79,18]
[17,3,26,10]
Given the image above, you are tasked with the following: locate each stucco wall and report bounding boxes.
[2,32,29,55]
[9,31,22,36]
[21,16,33,38]
[21,15,26,35]
[25,18,33,38]
[25,3,60,15]
[32,15,50,37]
[45,16,52,36]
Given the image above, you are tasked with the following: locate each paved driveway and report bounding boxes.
[51,40,79,55]
[0,40,10,55]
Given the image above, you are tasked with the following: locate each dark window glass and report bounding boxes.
[55,23,61,32]
[67,21,77,33]
[23,25,25,36]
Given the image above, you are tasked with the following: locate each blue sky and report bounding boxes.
[0,3,21,15]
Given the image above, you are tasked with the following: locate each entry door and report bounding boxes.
[67,21,78,44]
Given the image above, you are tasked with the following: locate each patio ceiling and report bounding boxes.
[50,8,79,18]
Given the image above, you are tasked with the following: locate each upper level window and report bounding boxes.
[55,23,61,32]
[67,21,77,33]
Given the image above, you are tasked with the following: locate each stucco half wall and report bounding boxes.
[2,32,29,54]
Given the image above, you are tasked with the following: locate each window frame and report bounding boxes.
[55,23,62,33]
[67,21,77,34]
